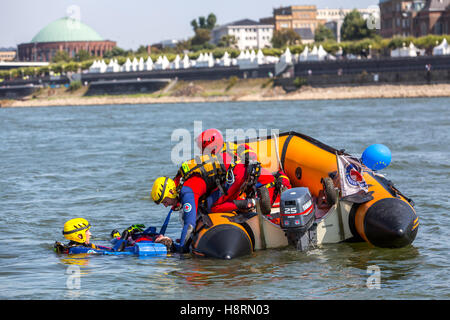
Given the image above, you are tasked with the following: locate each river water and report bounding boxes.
[0,98,449,300]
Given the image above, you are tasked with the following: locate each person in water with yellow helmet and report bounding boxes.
[54,218,111,254]
[151,175,205,253]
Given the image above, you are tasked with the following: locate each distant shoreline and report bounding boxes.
[2,81,450,108]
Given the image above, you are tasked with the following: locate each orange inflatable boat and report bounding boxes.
[190,131,419,259]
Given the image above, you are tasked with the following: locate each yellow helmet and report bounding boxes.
[151,177,177,204]
[63,218,91,243]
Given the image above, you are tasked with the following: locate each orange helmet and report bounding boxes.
[196,129,223,155]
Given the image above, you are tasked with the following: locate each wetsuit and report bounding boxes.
[172,175,208,253]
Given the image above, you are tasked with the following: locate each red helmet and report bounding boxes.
[196,129,223,155]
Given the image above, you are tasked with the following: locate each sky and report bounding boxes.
[1,0,379,50]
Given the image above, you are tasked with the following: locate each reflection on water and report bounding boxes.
[59,255,91,267]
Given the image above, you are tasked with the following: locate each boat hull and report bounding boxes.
[244,131,418,248]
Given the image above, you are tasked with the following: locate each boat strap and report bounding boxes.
[254,201,267,250]
[280,133,294,170]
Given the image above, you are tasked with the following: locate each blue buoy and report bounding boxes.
[361,144,392,171]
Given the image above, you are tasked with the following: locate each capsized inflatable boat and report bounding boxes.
[190,131,419,259]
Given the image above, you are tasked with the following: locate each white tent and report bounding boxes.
[88,60,99,73]
[218,51,231,67]
[207,52,215,67]
[106,58,120,72]
[275,47,293,75]
[153,56,163,70]
[256,49,265,65]
[195,52,214,68]
[131,57,139,71]
[153,55,170,70]
[170,55,181,69]
[121,58,133,72]
[317,45,328,60]
[250,50,256,62]
[308,46,319,61]
[433,38,449,55]
[138,57,145,71]
[89,60,108,73]
[193,53,204,68]
[236,49,258,69]
[281,47,292,64]
[100,60,107,73]
[406,42,418,57]
[180,55,191,69]
[163,56,170,68]
[144,57,153,71]
[391,42,417,57]
[299,46,309,62]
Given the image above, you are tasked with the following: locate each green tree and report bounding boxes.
[135,45,149,55]
[271,29,301,48]
[103,46,128,58]
[218,35,237,47]
[191,13,217,32]
[341,9,375,41]
[65,62,81,72]
[52,50,71,63]
[198,16,206,29]
[191,19,199,31]
[176,39,192,52]
[314,24,336,42]
[206,13,217,30]
[74,49,91,62]
[191,28,211,46]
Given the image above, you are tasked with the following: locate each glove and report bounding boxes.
[233,199,256,212]
[155,235,174,252]
[54,241,67,254]
[126,224,145,233]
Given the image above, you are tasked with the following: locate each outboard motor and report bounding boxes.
[280,187,317,251]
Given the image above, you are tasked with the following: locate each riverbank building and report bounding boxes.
[17,17,116,62]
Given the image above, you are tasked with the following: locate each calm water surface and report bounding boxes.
[0,98,449,300]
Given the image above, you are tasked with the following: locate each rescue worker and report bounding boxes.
[151,174,210,253]
[151,147,262,253]
[196,129,291,215]
[196,128,259,167]
[54,218,111,254]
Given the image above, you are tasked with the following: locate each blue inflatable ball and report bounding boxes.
[361,144,392,171]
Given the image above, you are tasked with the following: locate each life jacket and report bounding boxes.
[177,154,228,195]
[53,241,98,254]
[219,141,257,166]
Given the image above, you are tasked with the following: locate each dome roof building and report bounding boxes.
[18,17,116,62]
